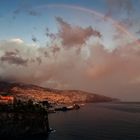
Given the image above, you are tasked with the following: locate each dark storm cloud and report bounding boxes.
[32,35,37,42]
[4,50,19,56]
[45,28,57,40]
[0,54,28,66]
[44,51,49,58]
[12,1,41,18]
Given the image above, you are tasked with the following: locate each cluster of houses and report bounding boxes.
[0,93,81,113]
[0,93,14,104]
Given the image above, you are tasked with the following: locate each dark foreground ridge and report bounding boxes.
[0,100,49,139]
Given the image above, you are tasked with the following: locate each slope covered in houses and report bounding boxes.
[0,81,115,105]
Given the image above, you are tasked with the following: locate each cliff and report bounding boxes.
[0,103,49,139]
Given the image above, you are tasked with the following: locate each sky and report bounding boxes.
[0,0,140,101]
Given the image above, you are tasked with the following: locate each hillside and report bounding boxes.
[0,81,115,104]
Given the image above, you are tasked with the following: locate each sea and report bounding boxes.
[47,102,140,140]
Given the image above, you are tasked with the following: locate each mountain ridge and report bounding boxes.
[0,81,116,104]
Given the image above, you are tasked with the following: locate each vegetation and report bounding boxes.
[0,98,49,138]
[0,98,48,114]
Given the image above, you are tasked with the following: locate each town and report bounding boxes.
[0,92,80,113]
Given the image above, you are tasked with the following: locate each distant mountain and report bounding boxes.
[0,81,115,104]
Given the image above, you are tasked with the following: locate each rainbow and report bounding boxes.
[36,4,139,46]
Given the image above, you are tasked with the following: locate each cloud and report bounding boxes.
[12,2,41,19]
[0,17,140,101]
[0,43,28,66]
[36,57,42,65]
[4,50,19,56]
[56,17,102,48]
[51,45,60,55]
[136,30,140,35]
[0,54,28,66]
[10,38,24,44]
[32,35,37,42]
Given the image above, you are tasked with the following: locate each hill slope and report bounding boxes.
[0,81,115,104]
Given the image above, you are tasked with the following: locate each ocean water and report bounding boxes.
[48,103,140,140]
